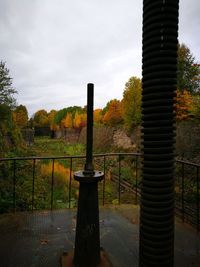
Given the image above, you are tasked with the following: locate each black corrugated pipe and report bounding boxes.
[140,1,179,267]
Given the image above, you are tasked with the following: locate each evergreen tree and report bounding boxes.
[0,61,17,108]
[177,44,200,94]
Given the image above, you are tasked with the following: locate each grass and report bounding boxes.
[29,137,85,157]
[1,137,139,212]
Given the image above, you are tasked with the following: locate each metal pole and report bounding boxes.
[73,84,104,267]
[85,83,94,173]
[140,1,179,266]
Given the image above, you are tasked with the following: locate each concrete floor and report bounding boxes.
[0,205,199,267]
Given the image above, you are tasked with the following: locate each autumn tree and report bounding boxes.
[13,105,29,128]
[103,99,123,126]
[61,113,73,128]
[33,109,49,127]
[48,110,57,130]
[177,43,200,94]
[93,109,103,125]
[121,76,142,130]
[54,106,84,127]
[73,112,87,130]
[175,90,193,121]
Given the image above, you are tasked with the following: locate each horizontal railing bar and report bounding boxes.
[176,159,200,168]
[0,152,141,162]
[1,153,200,169]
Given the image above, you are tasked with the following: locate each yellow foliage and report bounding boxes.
[40,162,78,187]
[12,109,28,128]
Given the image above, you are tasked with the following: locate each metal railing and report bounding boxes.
[0,153,199,231]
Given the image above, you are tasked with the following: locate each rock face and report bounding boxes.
[113,129,136,150]
[79,126,140,152]
[79,126,115,152]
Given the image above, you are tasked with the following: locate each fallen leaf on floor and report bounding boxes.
[40,239,48,245]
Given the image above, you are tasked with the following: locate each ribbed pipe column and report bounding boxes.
[140,1,179,266]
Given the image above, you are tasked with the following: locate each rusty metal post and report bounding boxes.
[73,83,104,267]
[140,1,179,266]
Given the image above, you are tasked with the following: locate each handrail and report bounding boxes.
[0,152,141,161]
[1,153,200,168]
[0,152,199,231]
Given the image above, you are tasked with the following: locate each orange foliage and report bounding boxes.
[73,112,86,129]
[103,100,123,126]
[175,90,193,120]
[50,124,59,131]
[93,109,103,124]
[61,113,73,128]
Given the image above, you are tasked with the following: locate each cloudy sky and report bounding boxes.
[0,0,200,117]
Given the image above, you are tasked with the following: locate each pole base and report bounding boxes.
[61,248,113,267]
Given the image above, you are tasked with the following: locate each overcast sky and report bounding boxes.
[0,0,199,117]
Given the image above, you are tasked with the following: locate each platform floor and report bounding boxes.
[0,205,199,267]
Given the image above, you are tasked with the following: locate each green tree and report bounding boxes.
[0,61,17,108]
[0,61,17,132]
[122,76,142,130]
[0,61,22,155]
[177,43,200,94]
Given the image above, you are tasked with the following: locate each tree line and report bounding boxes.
[0,43,200,155]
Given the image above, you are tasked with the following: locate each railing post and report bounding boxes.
[32,159,36,211]
[68,157,72,209]
[51,159,55,210]
[197,167,199,232]
[181,163,185,222]
[135,155,138,204]
[103,155,106,206]
[13,159,16,212]
[118,154,121,205]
